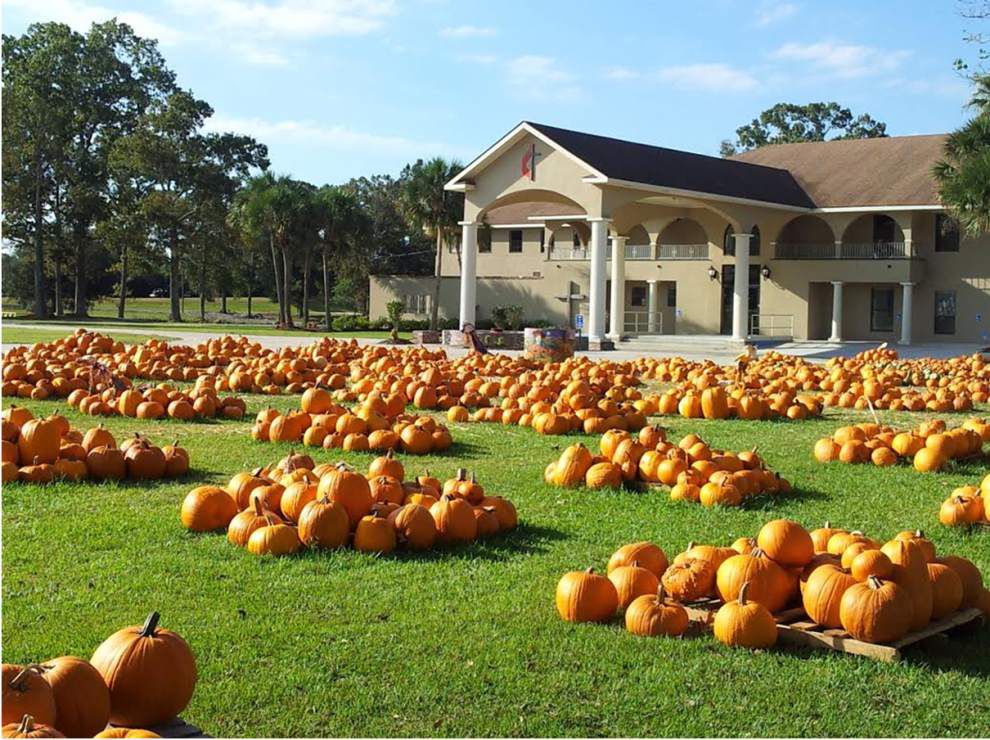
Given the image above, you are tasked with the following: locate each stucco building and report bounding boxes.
[370,121,987,348]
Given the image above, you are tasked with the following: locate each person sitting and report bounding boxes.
[462,323,489,355]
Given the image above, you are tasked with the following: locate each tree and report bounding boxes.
[399,158,464,329]
[312,185,365,330]
[934,76,990,237]
[720,102,887,155]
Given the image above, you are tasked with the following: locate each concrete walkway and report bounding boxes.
[3,321,986,363]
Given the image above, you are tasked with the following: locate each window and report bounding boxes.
[631,286,646,307]
[749,226,761,257]
[509,230,523,253]
[478,226,491,253]
[723,226,760,256]
[667,285,677,308]
[935,290,956,335]
[870,288,894,332]
[935,214,960,252]
[404,294,429,315]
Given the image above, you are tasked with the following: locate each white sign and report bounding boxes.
[574,314,584,329]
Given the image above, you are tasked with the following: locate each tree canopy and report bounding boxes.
[720,102,887,156]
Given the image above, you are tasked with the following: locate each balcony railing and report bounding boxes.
[658,243,709,260]
[606,243,654,260]
[775,242,908,260]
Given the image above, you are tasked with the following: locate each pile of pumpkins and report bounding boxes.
[180,450,517,556]
[64,382,245,421]
[652,384,824,422]
[251,388,453,454]
[1,611,196,738]
[556,519,990,649]
[813,418,989,472]
[939,473,990,527]
[545,427,791,506]
[1,407,189,484]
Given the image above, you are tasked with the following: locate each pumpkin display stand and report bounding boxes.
[680,597,985,662]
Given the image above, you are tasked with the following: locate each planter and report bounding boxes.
[441,329,526,350]
[413,330,442,345]
[524,327,576,362]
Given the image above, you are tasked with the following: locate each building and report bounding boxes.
[369,121,988,347]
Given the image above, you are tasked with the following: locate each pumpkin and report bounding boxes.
[850,549,893,581]
[37,657,110,738]
[839,576,914,643]
[314,464,371,527]
[473,506,500,538]
[180,486,238,532]
[388,504,437,550]
[369,476,404,506]
[228,498,284,548]
[85,446,126,480]
[699,480,742,507]
[713,582,778,649]
[82,425,116,453]
[939,494,984,526]
[661,558,715,602]
[124,441,166,480]
[716,549,792,613]
[353,510,397,553]
[585,462,623,489]
[608,562,660,610]
[756,519,814,567]
[927,562,963,619]
[801,564,858,628]
[273,481,316,524]
[162,442,190,478]
[1,715,65,738]
[430,494,477,544]
[555,567,618,623]
[894,530,936,562]
[607,542,668,578]
[625,586,689,637]
[94,729,161,738]
[553,443,593,487]
[2,666,56,727]
[936,555,984,608]
[16,418,61,465]
[297,496,349,549]
[226,469,270,510]
[89,611,196,727]
[368,449,404,481]
[247,523,303,556]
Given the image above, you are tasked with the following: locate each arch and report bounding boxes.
[776,214,836,245]
[840,213,905,245]
[476,189,586,222]
[723,224,761,256]
[547,221,590,248]
[626,224,650,245]
[659,217,707,245]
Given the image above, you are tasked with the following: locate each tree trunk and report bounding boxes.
[247,250,254,317]
[53,256,63,318]
[269,232,285,326]
[117,246,127,319]
[282,247,295,328]
[169,227,182,322]
[221,284,228,314]
[323,248,331,332]
[199,243,207,322]
[302,247,311,324]
[32,147,48,318]
[430,227,443,330]
[73,232,88,317]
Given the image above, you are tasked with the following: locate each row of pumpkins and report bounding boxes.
[64,382,246,421]
[2,611,195,738]
[180,450,518,555]
[545,427,791,506]
[813,418,989,472]
[939,474,990,526]
[556,519,989,648]
[251,389,453,455]
[1,407,188,484]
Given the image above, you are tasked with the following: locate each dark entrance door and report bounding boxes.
[720,265,761,335]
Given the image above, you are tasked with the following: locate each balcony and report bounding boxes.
[606,243,654,260]
[775,242,908,260]
[658,243,709,260]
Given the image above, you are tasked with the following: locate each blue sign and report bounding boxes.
[574,313,584,330]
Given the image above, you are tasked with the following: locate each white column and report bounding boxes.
[587,218,609,343]
[829,281,843,342]
[731,232,751,341]
[647,280,659,333]
[458,221,478,329]
[608,235,626,340]
[900,282,914,345]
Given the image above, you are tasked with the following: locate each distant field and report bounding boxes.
[1,326,171,346]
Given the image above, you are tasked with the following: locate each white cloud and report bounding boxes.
[459,53,498,65]
[653,63,758,92]
[755,1,797,27]
[772,41,911,78]
[439,25,496,39]
[5,0,183,44]
[505,55,583,102]
[604,66,640,80]
[203,114,454,157]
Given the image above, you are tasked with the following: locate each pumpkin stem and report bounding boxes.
[18,716,33,734]
[867,575,883,590]
[140,611,161,637]
[657,583,667,602]
[455,467,468,481]
[738,581,751,606]
[914,529,924,538]
[252,497,263,516]
[10,665,42,690]
[584,566,596,574]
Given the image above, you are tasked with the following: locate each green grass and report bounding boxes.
[1,326,171,346]
[3,395,990,737]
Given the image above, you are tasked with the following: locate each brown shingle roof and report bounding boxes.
[729,134,947,208]
[483,201,578,225]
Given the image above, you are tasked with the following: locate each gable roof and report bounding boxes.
[524,122,816,209]
[729,134,947,208]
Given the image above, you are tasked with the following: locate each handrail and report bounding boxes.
[658,243,709,260]
[775,241,908,259]
[623,309,663,336]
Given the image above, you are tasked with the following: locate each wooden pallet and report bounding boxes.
[680,598,984,661]
[138,717,209,738]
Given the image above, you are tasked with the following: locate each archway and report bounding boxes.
[775,215,836,259]
[659,218,708,259]
[841,214,906,258]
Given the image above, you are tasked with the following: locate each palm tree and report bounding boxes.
[935,77,990,237]
[399,157,463,330]
[314,185,363,331]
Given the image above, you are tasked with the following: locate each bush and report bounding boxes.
[491,304,524,330]
[330,314,370,332]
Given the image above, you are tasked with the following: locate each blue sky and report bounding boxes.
[3,0,981,184]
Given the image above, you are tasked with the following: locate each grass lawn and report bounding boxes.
[1,326,172,346]
[3,394,990,737]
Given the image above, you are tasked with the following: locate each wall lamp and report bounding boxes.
[761,265,772,280]
[707,266,719,281]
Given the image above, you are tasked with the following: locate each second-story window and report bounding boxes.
[478,226,491,253]
[935,214,960,252]
[509,230,523,253]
